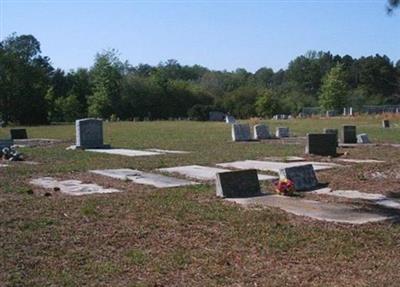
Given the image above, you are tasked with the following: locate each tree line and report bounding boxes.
[0,33,399,124]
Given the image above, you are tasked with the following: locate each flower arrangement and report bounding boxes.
[275,178,295,196]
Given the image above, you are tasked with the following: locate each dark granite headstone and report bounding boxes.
[75,118,108,149]
[231,124,251,141]
[357,133,370,144]
[209,111,225,121]
[342,125,357,144]
[279,164,319,191]
[306,133,337,156]
[323,128,339,146]
[10,129,27,140]
[382,120,390,128]
[216,169,261,198]
[253,124,270,140]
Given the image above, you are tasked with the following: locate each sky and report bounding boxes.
[1,0,399,72]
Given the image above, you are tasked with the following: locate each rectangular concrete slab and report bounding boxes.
[86,148,161,157]
[311,189,400,210]
[158,165,277,182]
[144,148,190,154]
[226,194,392,224]
[337,159,385,163]
[90,168,198,188]
[217,160,339,173]
[30,177,121,196]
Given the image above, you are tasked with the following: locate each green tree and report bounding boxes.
[319,64,348,111]
[255,89,279,118]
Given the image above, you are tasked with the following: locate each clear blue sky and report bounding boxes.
[1,0,399,72]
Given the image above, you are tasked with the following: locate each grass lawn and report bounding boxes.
[2,116,400,286]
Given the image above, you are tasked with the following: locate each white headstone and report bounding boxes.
[232,124,251,141]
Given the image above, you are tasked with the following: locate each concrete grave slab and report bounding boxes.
[86,148,162,157]
[337,159,385,163]
[158,165,276,182]
[90,168,198,188]
[217,160,339,173]
[30,177,121,196]
[216,169,261,198]
[226,194,392,224]
[310,189,400,210]
[14,138,62,148]
[144,148,190,154]
[264,156,305,162]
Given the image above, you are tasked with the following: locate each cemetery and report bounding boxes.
[2,116,400,285]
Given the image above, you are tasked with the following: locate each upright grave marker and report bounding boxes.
[323,128,339,146]
[341,125,357,144]
[10,129,27,140]
[253,124,270,140]
[225,115,236,124]
[216,169,261,198]
[357,133,370,144]
[275,127,289,138]
[232,124,251,141]
[382,120,390,128]
[306,133,337,156]
[75,118,108,149]
[279,164,319,191]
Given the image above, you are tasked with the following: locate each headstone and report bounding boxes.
[10,129,27,140]
[253,124,270,140]
[306,133,337,156]
[275,127,289,138]
[75,118,108,149]
[323,128,339,146]
[209,111,225,121]
[231,124,251,141]
[342,125,357,144]
[279,164,319,191]
[326,110,336,117]
[216,169,261,198]
[357,133,370,144]
[0,139,13,150]
[343,108,347,116]
[225,115,236,124]
[349,107,353,116]
[382,120,390,128]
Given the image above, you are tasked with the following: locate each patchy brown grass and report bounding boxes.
[2,118,400,286]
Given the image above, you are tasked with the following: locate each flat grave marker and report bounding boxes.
[90,169,198,188]
[86,148,161,157]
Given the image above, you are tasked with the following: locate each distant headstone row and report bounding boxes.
[232,124,289,141]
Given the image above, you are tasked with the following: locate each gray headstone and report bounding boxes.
[279,164,319,191]
[275,127,289,138]
[225,115,236,124]
[232,124,251,141]
[0,139,13,150]
[357,133,370,144]
[382,120,390,128]
[253,124,270,140]
[216,169,261,198]
[75,118,106,149]
[209,111,225,121]
[10,129,27,140]
[306,133,337,156]
[342,125,357,144]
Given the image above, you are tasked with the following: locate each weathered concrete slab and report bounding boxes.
[311,189,400,209]
[158,165,276,181]
[226,194,392,224]
[337,158,385,163]
[86,148,161,157]
[30,177,121,196]
[144,148,190,154]
[0,164,9,167]
[217,160,340,173]
[264,156,305,162]
[14,138,62,148]
[90,168,198,188]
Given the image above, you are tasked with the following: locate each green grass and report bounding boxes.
[2,115,400,286]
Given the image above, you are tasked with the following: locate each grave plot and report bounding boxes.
[158,165,277,181]
[30,177,121,196]
[86,148,161,157]
[144,148,190,154]
[225,194,393,224]
[217,160,340,173]
[13,138,63,148]
[90,168,198,188]
[336,158,385,163]
[310,189,400,210]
